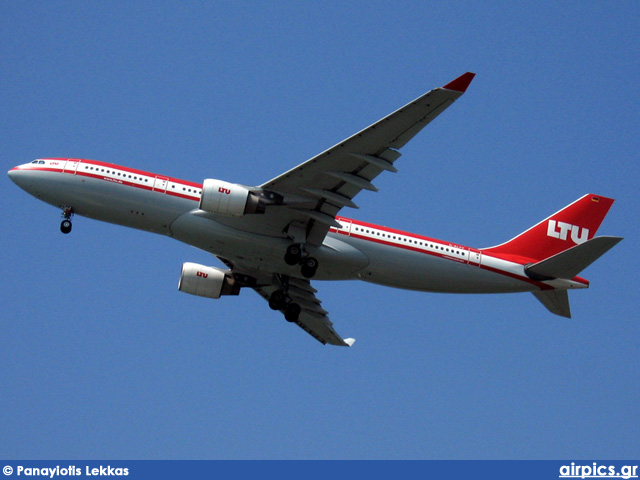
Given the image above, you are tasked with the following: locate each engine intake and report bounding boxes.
[178,262,240,299]
[199,179,282,216]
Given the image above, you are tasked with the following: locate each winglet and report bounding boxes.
[343,338,356,347]
[442,72,476,93]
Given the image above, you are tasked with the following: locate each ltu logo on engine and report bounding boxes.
[547,220,589,244]
[196,271,209,279]
[218,187,231,195]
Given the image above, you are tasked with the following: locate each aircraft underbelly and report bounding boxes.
[170,212,369,280]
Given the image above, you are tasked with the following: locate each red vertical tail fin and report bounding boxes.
[482,194,615,263]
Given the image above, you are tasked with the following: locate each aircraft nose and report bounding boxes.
[8,167,19,182]
[8,166,28,189]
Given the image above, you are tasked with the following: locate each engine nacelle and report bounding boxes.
[200,179,250,216]
[178,262,240,299]
[199,178,283,216]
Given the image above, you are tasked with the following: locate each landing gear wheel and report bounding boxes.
[284,303,301,323]
[60,219,72,234]
[268,290,288,311]
[285,244,303,265]
[301,257,318,278]
[60,206,74,234]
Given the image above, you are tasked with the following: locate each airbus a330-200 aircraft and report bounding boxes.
[9,72,622,347]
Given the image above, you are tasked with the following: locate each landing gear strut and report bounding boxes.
[284,243,319,278]
[60,206,74,234]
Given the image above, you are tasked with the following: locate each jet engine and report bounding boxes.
[178,262,240,299]
[199,179,282,216]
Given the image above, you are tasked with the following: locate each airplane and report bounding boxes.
[8,72,622,347]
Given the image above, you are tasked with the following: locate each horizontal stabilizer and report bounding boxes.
[532,290,571,318]
[526,236,622,280]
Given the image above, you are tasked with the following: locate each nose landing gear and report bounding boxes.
[60,206,74,234]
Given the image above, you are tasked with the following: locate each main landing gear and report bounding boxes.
[284,243,318,279]
[268,280,303,323]
[60,206,74,234]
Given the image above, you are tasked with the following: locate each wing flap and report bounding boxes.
[296,311,353,346]
[348,153,398,172]
[253,279,354,347]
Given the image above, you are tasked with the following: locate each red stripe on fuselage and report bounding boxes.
[339,216,457,247]
[75,158,203,189]
[331,217,552,289]
[25,159,203,202]
[24,159,581,290]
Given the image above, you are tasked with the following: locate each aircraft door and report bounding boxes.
[153,176,169,193]
[468,248,481,266]
[335,218,352,236]
[63,159,80,174]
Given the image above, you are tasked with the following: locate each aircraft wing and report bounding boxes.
[259,72,475,245]
[253,277,355,347]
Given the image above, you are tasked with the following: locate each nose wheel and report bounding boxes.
[60,219,72,234]
[60,206,74,234]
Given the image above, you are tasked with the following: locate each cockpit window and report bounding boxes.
[38,161,45,164]
[31,160,38,164]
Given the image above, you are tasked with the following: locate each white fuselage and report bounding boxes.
[8,158,586,295]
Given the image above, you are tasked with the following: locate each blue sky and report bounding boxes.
[1,2,638,459]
